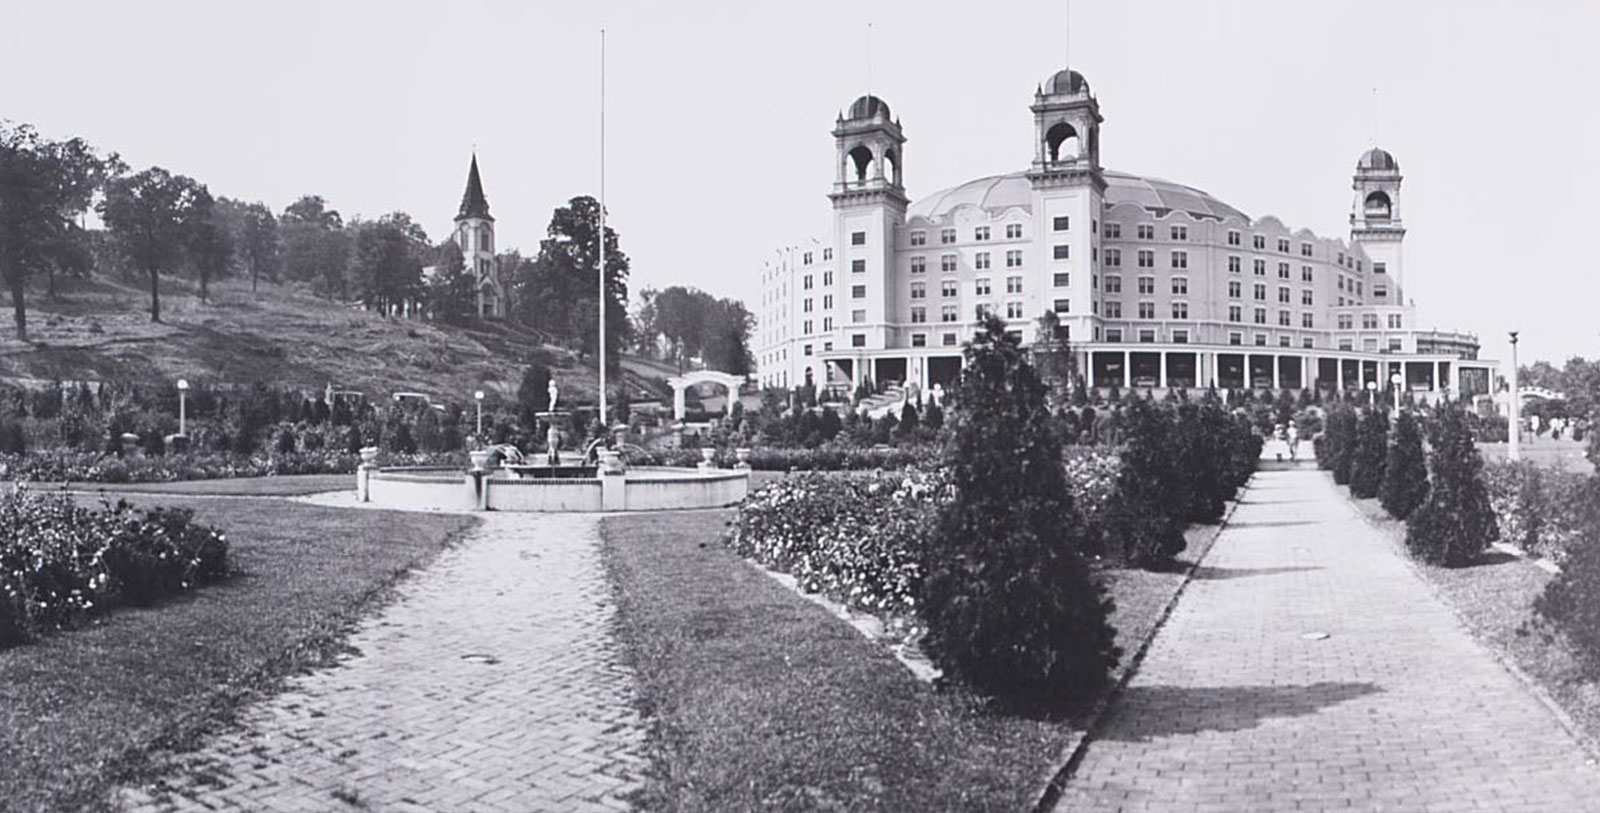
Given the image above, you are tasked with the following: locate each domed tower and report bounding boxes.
[1350,147,1405,302]
[1028,69,1105,344]
[829,94,907,355]
[454,154,503,318]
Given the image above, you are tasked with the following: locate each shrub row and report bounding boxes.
[633,445,928,472]
[0,488,229,648]
[0,449,466,484]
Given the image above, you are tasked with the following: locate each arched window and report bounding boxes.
[884,148,901,185]
[848,145,875,183]
[1364,191,1392,221]
[1046,122,1081,163]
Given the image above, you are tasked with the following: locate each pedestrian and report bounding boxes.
[1287,421,1300,461]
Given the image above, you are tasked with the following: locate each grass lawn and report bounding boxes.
[31,472,355,497]
[1478,438,1592,470]
[1347,494,1600,752]
[0,496,477,813]
[599,508,1221,812]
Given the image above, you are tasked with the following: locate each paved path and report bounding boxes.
[1057,467,1600,813]
[120,502,645,813]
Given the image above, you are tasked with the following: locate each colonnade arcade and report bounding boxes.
[1083,348,1491,396]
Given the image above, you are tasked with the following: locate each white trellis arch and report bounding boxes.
[668,370,744,421]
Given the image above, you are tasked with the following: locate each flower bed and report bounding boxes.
[634,445,927,472]
[0,488,229,647]
[0,450,467,484]
[1483,459,1590,563]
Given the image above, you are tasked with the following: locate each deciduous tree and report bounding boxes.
[100,167,207,323]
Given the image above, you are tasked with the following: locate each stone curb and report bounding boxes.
[1336,475,1600,766]
[1030,476,1255,813]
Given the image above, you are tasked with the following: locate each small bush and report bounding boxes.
[1322,405,1359,485]
[1102,398,1187,568]
[1535,477,1600,676]
[1379,410,1429,520]
[1404,404,1497,566]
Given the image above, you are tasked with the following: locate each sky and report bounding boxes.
[3,0,1596,366]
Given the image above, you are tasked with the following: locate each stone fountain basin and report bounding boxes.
[358,465,748,513]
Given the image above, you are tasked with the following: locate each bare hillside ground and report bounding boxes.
[0,274,647,404]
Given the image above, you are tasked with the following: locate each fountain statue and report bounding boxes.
[546,423,562,466]
[548,379,559,411]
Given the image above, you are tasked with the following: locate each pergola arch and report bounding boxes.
[667,370,744,420]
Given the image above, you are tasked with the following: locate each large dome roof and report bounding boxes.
[906,169,1248,222]
[846,94,892,121]
[1357,147,1399,172]
[1041,69,1090,96]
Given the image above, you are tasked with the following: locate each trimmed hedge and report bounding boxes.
[0,489,229,647]
[1404,404,1497,567]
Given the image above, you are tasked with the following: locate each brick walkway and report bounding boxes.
[119,503,645,813]
[1057,468,1600,813]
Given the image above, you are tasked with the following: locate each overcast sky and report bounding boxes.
[4,1,1595,366]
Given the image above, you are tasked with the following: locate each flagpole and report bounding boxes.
[598,28,608,428]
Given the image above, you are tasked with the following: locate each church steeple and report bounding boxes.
[456,153,494,222]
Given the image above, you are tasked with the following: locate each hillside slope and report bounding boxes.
[0,274,665,405]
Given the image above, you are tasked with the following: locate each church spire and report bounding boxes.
[455,153,493,222]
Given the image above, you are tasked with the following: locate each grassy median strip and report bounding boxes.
[600,509,1203,812]
[0,495,477,812]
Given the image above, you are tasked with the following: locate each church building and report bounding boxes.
[452,154,506,319]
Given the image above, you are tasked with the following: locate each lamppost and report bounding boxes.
[1390,372,1403,411]
[1508,331,1521,462]
[1366,380,1377,408]
[474,390,484,437]
[177,379,189,436]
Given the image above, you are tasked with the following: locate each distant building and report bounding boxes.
[453,154,505,319]
[756,69,1493,399]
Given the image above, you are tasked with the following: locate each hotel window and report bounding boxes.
[1173,329,1189,344]
[1355,281,1364,296]
[1337,251,1346,265]
[823,294,833,308]
[1279,335,1292,347]
[823,248,833,260]
[1374,285,1388,298]
[1373,262,1386,275]
[803,251,814,264]
[803,275,813,290]
[1228,256,1241,273]
[1339,339,1353,351]
[941,254,958,272]
[1138,302,1156,319]
[852,334,866,347]
[909,230,926,246]
[1338,277,1346,291]
[1170,225,1188,241]
[1137,224,1155,240]
[1302,290,1314,306]
[1227,230,1241,246]
[803,298,813,313]
[910,306,927,323]
[975,251,991,270]
[1278,262,1290,279]
[1229,331,1243,345]
[1302,313,1314,328]
[942,333,958,346]
[1388,338,1403,352]
[1278,287,1291,304]
[1171,276,1188,294]
[1106,328,1124,343]
[1105,248,1122,267]
[974,278,991,296]
[850,231,866,246]
[1053,272,1071,287]
[1362,314,1379,329]
[1278,310,1291,326]
[1053,298,1070,313]
[851,259,866,273]
[1054,244,1070,260]
[1138,329,1157,343]
[1338,314,1353,329]
[1254,307,1267,325]
[1277,238,1290,253]
[1006,250,1023,268]
[1171,302,1189,319]
[1137,250,1154,268]
[941,305,958,322]
[803,319,813,334]
[1006,223,1023,239]
[1303,337,1314,348]
[1253,235,1266,250]
[1253,259,1266,276]
[1006,301,1024,318]
[1171,250,1188,269]
[1228,304,1242,322]
[851,309,866,323]
[823,271,833,285]
[1053,216,1070,231]
[851,284,866,299]
[911,333,927,347]
[1302,266,1313,283]
[823,318,834,331]
[1105,275,1122,293]
[1356,260,1363,271]
[1301,242,1313,257]
[803,343,813,355]
[1256,334,1269,347]
[941,280,958,297]
[910,256,926,274]
[1105,301,1123,318]
[1228,280,1242,298]
[1388,313,1403,329]
[1006,275,1023,294]
[1104,222,1121,239]
[974,226,991,241]
[910,282,926,299]
[940,228,956,244]
[1138,276,1155,294]
[1253,283,1266,301]
[974,304,991,320]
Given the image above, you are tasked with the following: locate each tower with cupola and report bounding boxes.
[829,94,907,363]
[1350,147,1405,303]
[454,154,503,318]
[1028,69,1105,344]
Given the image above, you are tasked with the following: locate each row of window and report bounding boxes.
[801,248,833,265]
[909,223,1029,247]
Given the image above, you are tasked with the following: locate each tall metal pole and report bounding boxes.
[598,28,608,427]
[1508,331,1520,462]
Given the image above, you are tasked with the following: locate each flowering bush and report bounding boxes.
[1483,459,1589,563]
[0,449,467,484]
[0,488,229,647]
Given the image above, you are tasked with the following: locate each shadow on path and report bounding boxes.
[1098,681,1382,742]
[1191,565,1322,581]
[1222,519,1324,530]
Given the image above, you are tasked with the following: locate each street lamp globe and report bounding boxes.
[474,391,484,401]
[177,379,189,391]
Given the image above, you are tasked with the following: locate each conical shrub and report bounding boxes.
[1405,403,1497,566]
[1379,410,1429,519]
[1349,408,1389,499]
